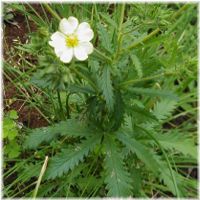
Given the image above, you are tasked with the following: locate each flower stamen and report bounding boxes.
[66,35,78,47]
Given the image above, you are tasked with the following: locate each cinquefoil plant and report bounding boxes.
[10,3,197,198]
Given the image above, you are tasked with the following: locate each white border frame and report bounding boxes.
[1,0,199,199]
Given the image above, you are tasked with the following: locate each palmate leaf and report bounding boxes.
[99,66,114,111]
[45,134,102,180]
[24,119,94,149]
[104,134,132,197]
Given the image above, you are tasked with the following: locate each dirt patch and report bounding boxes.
[4,14,35,50]
[4,79,48,128]
[3,5,49,128]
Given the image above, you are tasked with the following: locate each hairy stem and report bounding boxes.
[122,28,160,52]
[116,3,126,58]
[118,3,126,41]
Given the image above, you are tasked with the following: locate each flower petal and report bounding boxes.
[78,22,91,30]
[59,17,78,35]
[79,42,94,55]
[55,47,71,57]
[74,45,88,61]
[68,16,78,31]
[49,31,65,49]
[76,22,94,42]
[60,48,73,63]
[55,48,64,57]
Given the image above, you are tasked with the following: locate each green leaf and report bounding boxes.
[77,176,103,192]
[8,110,18,120]
[24,119,94,149]
[7,129,18,140]
[130,54,143,78]
[104,134,132,197]
[130,167,142,196]
[24,126,59,149]
[46,134,102,179]
[153,99,177,121]
[116,131,159,172]
[37,183,56,197]
[116,130,185,196]
[4,141,20,158]
[111,91,125,130]
[67,84,95,94]
[97,23,113,53]
[3,118,18,140]
[99,66,114,111]
[75,65,99,92]
[130,105,157,123]
[128,87,178,100]
[99,13,118,29]
[153,155,185,196]
[154,131,197,159]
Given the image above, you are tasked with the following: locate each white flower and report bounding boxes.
[49,16,94,63]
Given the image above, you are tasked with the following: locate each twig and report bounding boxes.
[33,156,49,198]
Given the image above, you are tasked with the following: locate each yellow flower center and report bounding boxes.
[66,34,78,47]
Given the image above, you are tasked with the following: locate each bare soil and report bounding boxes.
[3,5,48,128]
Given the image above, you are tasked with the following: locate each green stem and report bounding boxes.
[23,5,31,33]
[48,89,57,119]
[70,66,99,93]
[171,4,189,20]
[66,93,71,119]
[94,4,101,22]
[138,126,180,197]
[122,28,160,52]
[164,107,197,123]
[93,48,112,63]
[11,181,37,198]
[116,3,126,58]
[26,3,46,25]
[44,3,61,21]
[118,3,125,41]
[41,4,51,24]
[57,90,65,120]
[119,72,175,88]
